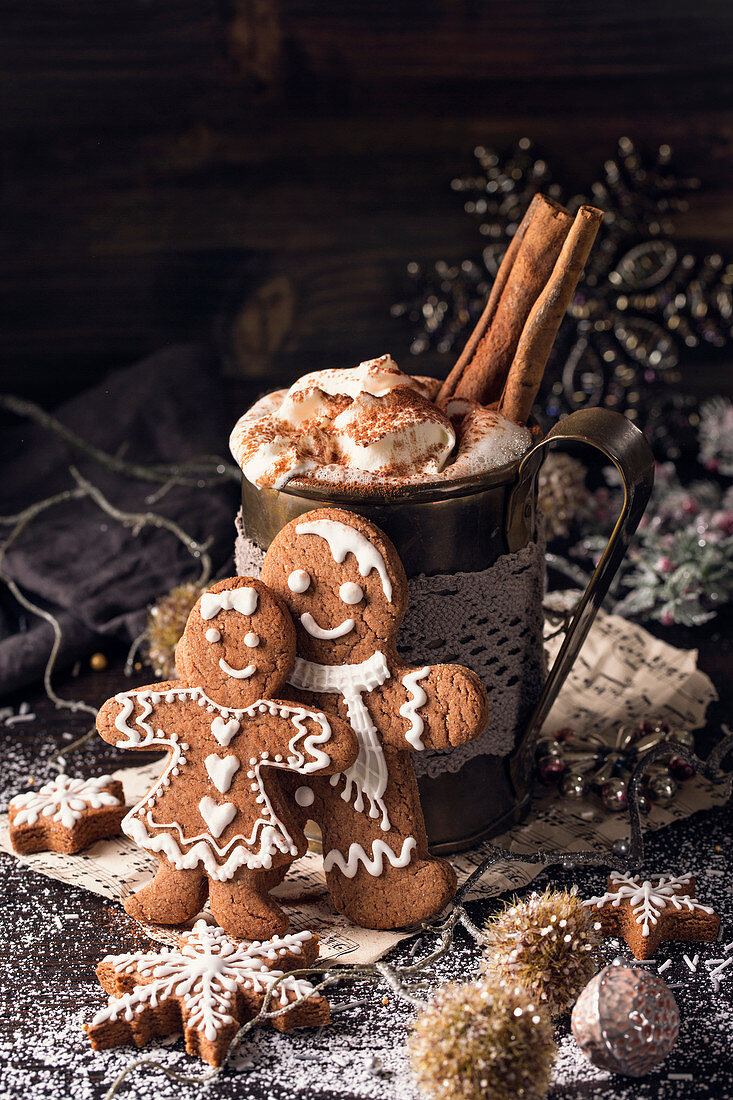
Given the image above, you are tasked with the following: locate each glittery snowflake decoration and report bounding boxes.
[394,137,733,459]
[86,920,328,1066]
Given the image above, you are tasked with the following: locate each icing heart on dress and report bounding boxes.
[198,796,237,838]
[210,716,240,747]
[204,754,240,794]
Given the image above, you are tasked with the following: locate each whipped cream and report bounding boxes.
[230,355,531,490]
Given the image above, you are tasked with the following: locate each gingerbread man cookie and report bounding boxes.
[260,508,489,929]
[96,577,357,940]
[8,774,125,855]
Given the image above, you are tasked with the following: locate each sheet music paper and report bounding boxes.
[0,607,721,965]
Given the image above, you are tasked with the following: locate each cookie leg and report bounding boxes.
[123,856,208,925]
[208,867,289,940]
[320,807,456,929]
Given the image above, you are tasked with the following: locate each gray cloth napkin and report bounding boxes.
[0,344,240,696]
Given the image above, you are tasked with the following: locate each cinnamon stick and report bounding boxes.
[437,194,540,404]
[499,204,604,425]
[440,194,573,406]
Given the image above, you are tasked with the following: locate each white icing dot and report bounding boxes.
[288,569,311,594]
[244,632,260,648]
[205,628,221,643]
[295,786,315,807]
[258,704,267,713]
[339,582,364,605]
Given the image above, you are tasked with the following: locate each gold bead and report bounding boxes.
[90,652,108,672]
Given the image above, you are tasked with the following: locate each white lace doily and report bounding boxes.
[234,510,547,777]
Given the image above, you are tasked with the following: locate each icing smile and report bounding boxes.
[218,658,257,679]
[300,612,355,640]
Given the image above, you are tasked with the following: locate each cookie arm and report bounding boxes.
[96,681,181,749]
[386,665,489,752]
[245,701,358,776]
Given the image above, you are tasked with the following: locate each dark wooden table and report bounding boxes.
[1,607,732,1099]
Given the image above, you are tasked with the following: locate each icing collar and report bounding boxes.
[288,650,390,696]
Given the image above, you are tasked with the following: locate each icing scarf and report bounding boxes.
[288,650,392,830]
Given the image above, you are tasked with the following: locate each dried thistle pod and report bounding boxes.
[140,580,204,678]
[481,887,601,1017]
[408,978,556,1100]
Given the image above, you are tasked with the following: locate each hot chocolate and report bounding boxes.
[230,354,532,490]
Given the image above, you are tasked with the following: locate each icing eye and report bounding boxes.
[205,628,221,643]
[288,569,311,594]
[244,632,260,648]
[339,582,363,605]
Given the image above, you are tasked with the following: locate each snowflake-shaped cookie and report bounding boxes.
[86,920,328,1066]
[8,774,125,855]
[583,872,720,959]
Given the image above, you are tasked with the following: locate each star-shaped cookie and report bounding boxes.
[583,872,720,959]
[86,920,328,1066]
[8,774,126,855]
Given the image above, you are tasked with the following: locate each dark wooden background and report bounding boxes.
[3,1,733,407]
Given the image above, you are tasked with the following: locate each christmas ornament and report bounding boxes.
[408,978,556,1100]
[86,920,328,1067]
[583,872,720,959]
[480,888,601,1017]
[536,719,696,810]
[571,963,679,1076]
[139,580,204,678]
[394,137,733,460]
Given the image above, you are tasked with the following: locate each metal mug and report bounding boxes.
[240,407,655,853]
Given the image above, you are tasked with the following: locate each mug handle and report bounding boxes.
[505,407,655,788]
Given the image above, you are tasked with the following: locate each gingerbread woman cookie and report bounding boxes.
[260,508,489,929]
[96,577,357,940]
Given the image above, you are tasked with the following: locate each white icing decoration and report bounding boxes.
[244,632,260,648]
[219,658,256,679]
[211,716,240,746]
[10,775,120,830]
[288,569,311,593]
[295,519,393,602]
[198,796,237,838]
[294,786,314,807]
[116,686,337,880]
[289,650,391,830]
[205,628,221,643]
[323,837,417,878]
[339,582,363,605]
[205,754,240,794]
[300,612,355,640]
[399,667,430,750]
[583,872,716,938]
[89,921,317,1040]
[201,587,258,620]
